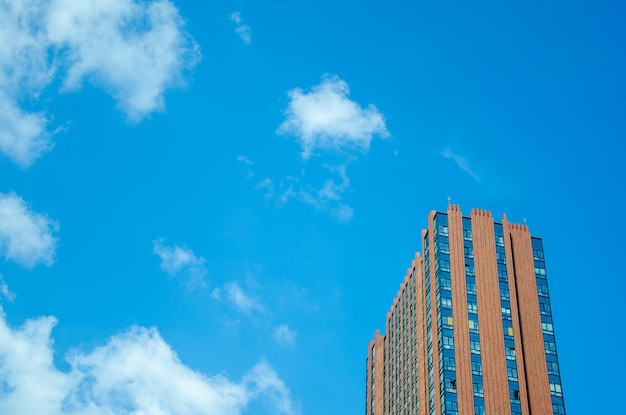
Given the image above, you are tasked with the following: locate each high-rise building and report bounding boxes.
[366,205,566,415]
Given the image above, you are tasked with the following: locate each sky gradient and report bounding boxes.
[1,1,624,414]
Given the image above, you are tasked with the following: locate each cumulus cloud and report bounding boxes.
[225,282,264,314]
[0,192,58,268]
[441,148,480,181]
[0,0,56,167]
[153,239,207,288]
[230,11,251,45]
[0,307,297,415]
[0,0,200,166]
[48,0,200,121]
[278,75,389,159]
[273,324,296,346]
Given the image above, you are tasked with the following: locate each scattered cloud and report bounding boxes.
[225,282,264,314]
[277,75,389,159]
[277,165,354,222]
[0,307,298,415]
[236,155,254,165]
[255,178,274,198]
[0,0,200,166]
[230,11,251,45]
[441,148,480,181]
[273,324,296,346]
[48,0,201,122]
[0,275,16,302]
[0,0,57,167]
[0,192,58,268]
[153,239,207,289]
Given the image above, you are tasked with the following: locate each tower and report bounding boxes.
[366,206,566,415]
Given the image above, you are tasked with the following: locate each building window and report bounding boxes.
[444,356,455,371]
[501,307,511,319]
[471,361,482,375]
[474,405,485,415]
[463,229,472,240]
[468,319,479,332]
[505,327,514,337]
[498,269,508,281]
[550,382,563,397]
[443,336,454,349]
[445,378,457,392]
[505,346,516,360]
[542,322,554,334]
[466,282,476,295]
[439,260,451,272]
[468,302,478,314]
[511,389,520,402]
[533,249,544,260]
[552,404,566,415]
[446,400,458,411]
[497,252,507,263]
[547,361,559,375]
[535,267,546,276]
[439,241,450,254]
[470,341,481,354]
[473,382,484,397]
[437,225,449,236]
[537,284,549,297]
[465,264,475,276]
[496,235,505,246]
[440,278,452,290]
[441,297,452,309]
[464,246,474,258]
[507,367,518,381]
[545,341,557,355]
[539,302,551,315]
[500,287,510,300]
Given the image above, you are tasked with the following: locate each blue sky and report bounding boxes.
[0,0,624,413]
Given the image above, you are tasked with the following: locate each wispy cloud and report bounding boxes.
[0,308,298,415]
[0,192,58,268]
[236,154,254,165]
[225,282,264,314]
[278,75,389,160]
[230,11,251,45]
[153,239,207,289]
[273,324,296,346]
[0,275,16,302]
[255,178,274,198]
[441,148,480,181]
[0,0,200,166]
[277,165,354,222]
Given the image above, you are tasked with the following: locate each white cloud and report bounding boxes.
[230,11,251,45]
[0,0,56,167]
[225,282,264,314]
[273,324,296,346]
[255,178,274,198]
[47,0,201,122]
[441,148,480,181]
[0,192,58,268]
[236,155,254,165]
[278,75,389,159]
[0,0,200,166]
[0,307,298,415]
[0,275,16,302]
[153,239,207,288]
[278,165,354,222]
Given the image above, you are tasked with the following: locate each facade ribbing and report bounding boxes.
[366,205,566,415]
